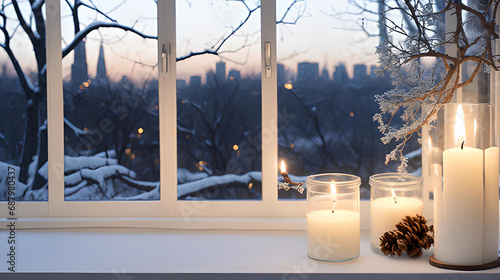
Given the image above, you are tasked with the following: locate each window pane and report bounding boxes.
[0,2,48,201]
[176,0,262,200]
[61,1,159,200]
[276,0,420,200]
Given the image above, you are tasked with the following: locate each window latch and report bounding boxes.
[162,43,169,74]
[265,41,272,78]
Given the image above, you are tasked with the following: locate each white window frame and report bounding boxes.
[1,1,498,230]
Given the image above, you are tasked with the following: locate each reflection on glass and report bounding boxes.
[0,1,48,201]
[61,1,159,200]
[276,0,419,200]
[176,0,262,200]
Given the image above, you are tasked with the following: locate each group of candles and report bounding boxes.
[296,104,500,266]
[302,170,423,262]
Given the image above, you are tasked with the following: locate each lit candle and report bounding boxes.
[436,104,484,265]
[307,182,360,261]
[370,191,423,249]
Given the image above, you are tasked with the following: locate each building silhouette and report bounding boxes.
[321,65,330,81]
[277,63,285,86]
[297,62,319,84]
[353,64,368,83]
[95,42,109,86]
[216,61,226,84]
[177,79,187,88]
[71,39,89,89]
[333,63,348,83]
[190,76,202,87]
[206,70,215,87]
[228,70,241,83]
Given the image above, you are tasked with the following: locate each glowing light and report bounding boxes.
[233,144,239,151]
[455,104,466,146]
[248,182,253,189]
[83,82,90,87]
[137,127,144,134]
[280,160,287,174]
[331,181,337,212]
[290,143,295,148]
[125,148,132,155]
[349,112,354,117]
[185,135,190,139]
[284,83,293,90]
[83,127,89,132]
[129,153,136,160]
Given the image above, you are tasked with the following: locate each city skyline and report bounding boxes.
[176,60,378,87]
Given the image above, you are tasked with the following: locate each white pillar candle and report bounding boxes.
[370,197,423,248]
[484,147,499,263]
[438,145,484,265]
[307,209,360,261]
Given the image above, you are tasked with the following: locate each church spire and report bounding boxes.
[71,39,89,89]
[95,41,109,85]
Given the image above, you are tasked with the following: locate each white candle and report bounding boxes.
[434,105,498,266]
[307,209,360,261]
[484,147,499,263]
[370,196,423,248]
[438,145,484,265]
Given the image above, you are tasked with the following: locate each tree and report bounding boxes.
[374,0,499,171]
[0,0,306,200]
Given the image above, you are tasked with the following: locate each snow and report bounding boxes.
[0,132,5,142]
[64,165,136,187]
[178,171,262,197]
[125,185,160,200]
[64,155,118,173]
[64,118,88,136]
[0,162,28,200]
[177,168,209,184]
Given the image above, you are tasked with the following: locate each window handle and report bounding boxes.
[162,43,169,74]
[265,41,272,78]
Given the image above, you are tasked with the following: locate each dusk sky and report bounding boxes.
[3,0,380,84]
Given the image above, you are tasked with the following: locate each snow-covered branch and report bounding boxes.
[178,171,261,197]
[62,21,157,59]
[375,0,500,171]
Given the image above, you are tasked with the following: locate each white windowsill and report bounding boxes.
[0,228,499,278]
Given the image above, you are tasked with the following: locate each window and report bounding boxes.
[0,0,497,221]
[60,0,160,201]
[176,0,262,200]
[0,0,48,202]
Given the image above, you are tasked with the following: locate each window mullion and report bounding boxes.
[159,0,178,215]
[261,0,278,206]
[46,0,65,216]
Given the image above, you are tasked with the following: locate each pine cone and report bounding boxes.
[379,214,434,258]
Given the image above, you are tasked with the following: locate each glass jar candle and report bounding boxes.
[306,173,360,262]
[369,173,423,254]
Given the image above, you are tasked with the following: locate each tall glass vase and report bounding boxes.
[423,102,499,268]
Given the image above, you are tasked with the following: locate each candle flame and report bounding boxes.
[455,104,466,147]
[280,160,286,174]
[331,180,337,212]
[391,189,397,204]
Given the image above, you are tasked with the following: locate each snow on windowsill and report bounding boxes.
[0,228,499,277]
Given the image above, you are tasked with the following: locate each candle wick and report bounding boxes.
[461,140,465,150]
[394,197,397,204]
[332,210,335,213]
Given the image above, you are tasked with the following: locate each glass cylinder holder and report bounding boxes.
[429,103,500,270]
[369,173,423,254]
[306,173,360,262]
